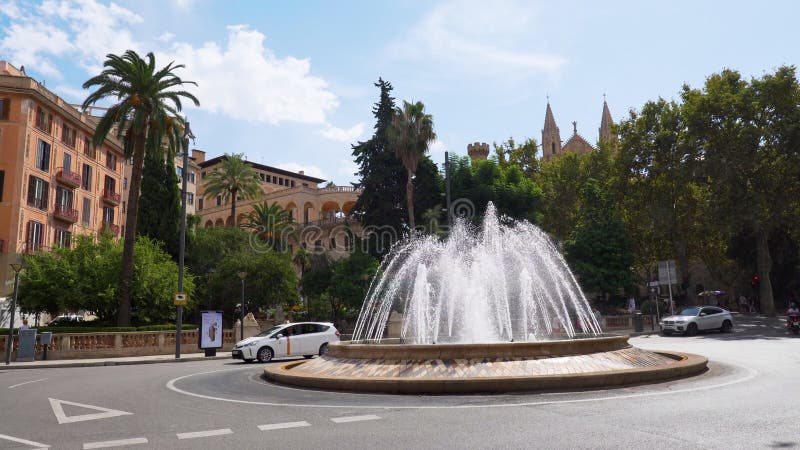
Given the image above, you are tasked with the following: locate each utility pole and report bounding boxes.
[176,120,194,359]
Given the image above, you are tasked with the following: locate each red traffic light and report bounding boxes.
[753,275,759,281]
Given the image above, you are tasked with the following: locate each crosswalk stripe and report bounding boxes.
[258,421,311,431]
[330,414,381,423]
[177,428,233,439]
[82,437,148,449]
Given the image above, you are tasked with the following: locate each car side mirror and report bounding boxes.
[699,313,706,317]
[275,333,284,339]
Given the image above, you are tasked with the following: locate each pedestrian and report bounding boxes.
[738,295,748,313]
[20,319,29,330]
[627,297,636,314]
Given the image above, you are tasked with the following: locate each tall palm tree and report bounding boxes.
[389,100,436,230]
[203,153,261,227]
[242,201,295,250]
[82,50,198,326]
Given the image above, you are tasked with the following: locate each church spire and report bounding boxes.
[599,98,616,144]
[542,101,561,161]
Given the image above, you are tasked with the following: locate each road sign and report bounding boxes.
[657,260,677,286]
[174,293,187,306]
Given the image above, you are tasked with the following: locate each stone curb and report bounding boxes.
[0,354,229,370]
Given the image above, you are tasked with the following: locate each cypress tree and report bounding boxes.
[137,135,181,259]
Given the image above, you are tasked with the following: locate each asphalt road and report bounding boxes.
[0,315,797,449]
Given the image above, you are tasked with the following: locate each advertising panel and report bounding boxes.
[199,311,223,349]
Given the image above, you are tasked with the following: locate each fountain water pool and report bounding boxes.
[264,203,708,393]
[353,203,600,344]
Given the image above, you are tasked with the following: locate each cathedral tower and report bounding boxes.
[541,102,561,162]
[598,99,616,145]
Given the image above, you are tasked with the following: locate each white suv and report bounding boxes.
[660,306,734,336]
[232,322,340,363]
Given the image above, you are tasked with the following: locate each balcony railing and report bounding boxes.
[23,241,48,254]
[53,204,79,222]
[100,221,120,236]
[101,189,121,205]
[55,167,81,188]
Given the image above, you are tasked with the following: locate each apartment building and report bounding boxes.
[0,61,125,296]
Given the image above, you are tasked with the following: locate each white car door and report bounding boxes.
[698,308,715,330]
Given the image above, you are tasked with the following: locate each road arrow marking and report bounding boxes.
[49,398,133,424]
[0,433,50,449]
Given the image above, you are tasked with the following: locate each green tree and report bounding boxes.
[389,100,437,230]
[535,153,585,241]
[241,201,295,251]
[82,50,199,326]
[682,67,800,315]
[137,141,181,259]
[203,153,261,227]
[494,137,540,177]
[564,179,634,297]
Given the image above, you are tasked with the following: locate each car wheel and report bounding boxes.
[721,320,733,333]
[303,355,314,359]
[257,346,274,363]
[686,323,698,336]
[319,343,329,356]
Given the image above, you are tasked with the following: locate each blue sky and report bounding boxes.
[2,0,798,185]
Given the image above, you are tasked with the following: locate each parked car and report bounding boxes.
[660,306,734,336]
[232,322,340,363]
[47,315,85,327]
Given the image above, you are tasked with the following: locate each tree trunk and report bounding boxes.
[118,130,147,326]
[756,227,775,316]
[406,170,415,231]
[230,188,237,227]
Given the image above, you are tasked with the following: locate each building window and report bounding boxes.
[0,170,4,202]
[54,228,71,248]
[122,201,126,213]
[36,139,51,171]
[551,142,556,155]
[105,151,116,171]
[123,177,127,190]
[84,137,95,158]
[104,175,116,195]
[187,192,194,205]
[35,107,52,133]
[290,180,295,187]
[81,164,92,190]
[0,98,9,120]
[61,123,76,148]
[27,176,49,210]
[63,152,72,173]
[26,221,44,252]
[201,171,206,179]
[198,198,203,210]
[82,197,91,226]
[55,186,73,210]
[265,175,271,183]
[216,195,221,206]
[188,171,195,184]
[176,166,183,177]
[102,206,114,224]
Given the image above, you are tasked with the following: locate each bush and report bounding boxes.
[640,300,668,315]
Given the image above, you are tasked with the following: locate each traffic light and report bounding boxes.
[751,275,760,290]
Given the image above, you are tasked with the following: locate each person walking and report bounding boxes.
[20,319,29,330]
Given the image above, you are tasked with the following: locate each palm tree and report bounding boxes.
[82,50,199,326]
[203,153,261,227]
[242,201,295,250]
[389,100,436,230]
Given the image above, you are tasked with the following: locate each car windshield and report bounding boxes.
[256,325,284,337]
[679,307,701,316]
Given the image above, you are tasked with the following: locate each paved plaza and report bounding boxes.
[0,316,797,449]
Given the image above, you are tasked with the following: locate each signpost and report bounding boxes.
[174,293,187,306]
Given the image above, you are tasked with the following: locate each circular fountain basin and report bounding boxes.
[263,336,707,394]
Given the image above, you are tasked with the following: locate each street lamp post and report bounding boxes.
[237,271,247,341]
[176,119,195,359]
[4,261,24,365]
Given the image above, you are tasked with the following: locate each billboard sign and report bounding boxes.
[199,311,223,349]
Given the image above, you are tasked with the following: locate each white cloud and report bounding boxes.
[388,0,566,80]
[0,21,75,78]
[276,163,328,181]
[338,159,358,177]
[53,84,86,101]
[319,122,365,143]
[160,25,338,125]
[156,32,175,43]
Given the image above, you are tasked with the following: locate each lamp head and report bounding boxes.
[237,271,247,280]
[9,259,24,274]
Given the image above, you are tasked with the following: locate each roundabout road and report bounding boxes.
[1,316,797,449]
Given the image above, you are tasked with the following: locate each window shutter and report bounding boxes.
[42,181,49,208]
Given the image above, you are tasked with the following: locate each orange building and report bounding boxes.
[0,61,125,296]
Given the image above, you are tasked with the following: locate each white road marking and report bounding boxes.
[166,362,757,409]
[0,433,50,448]
[82,437,148,449]
[176,428,233,439]
[49,398,133,424]
[258,421,311,431]
[8,378,48,389]
[330,414,382,423]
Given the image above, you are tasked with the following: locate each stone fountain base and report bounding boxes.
[263,336,707,394]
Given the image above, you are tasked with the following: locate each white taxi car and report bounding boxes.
[232,322,340,363]
[660,306,734,336]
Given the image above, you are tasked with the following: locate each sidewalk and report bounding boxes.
[0,352,230,370]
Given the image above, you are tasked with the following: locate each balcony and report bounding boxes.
[101,189,121,206]
[53,204,79,223]
[55,167,81,188]
[100,221,120,237]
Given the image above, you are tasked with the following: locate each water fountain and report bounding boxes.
[264,204,707,393]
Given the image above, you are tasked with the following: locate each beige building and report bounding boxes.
[0,61,125,296]
[196,154,361,254]
[541,100,617,161]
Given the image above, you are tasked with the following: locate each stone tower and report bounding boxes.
[541,102,562,162]
[467,142,490,161]
[598,99,616,145]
